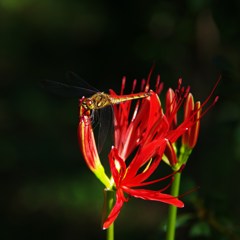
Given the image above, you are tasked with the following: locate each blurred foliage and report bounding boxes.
[0,0,240,239]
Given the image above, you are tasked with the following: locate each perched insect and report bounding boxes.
[81,90,150,110]
[42,73,151,151]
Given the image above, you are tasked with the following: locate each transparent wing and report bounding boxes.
[97,106,113,153]
[42,79,97,97]
[65,71,99,92]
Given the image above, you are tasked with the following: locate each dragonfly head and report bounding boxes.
[82,98,94,110]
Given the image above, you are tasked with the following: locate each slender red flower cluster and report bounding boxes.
[163,78,219,170]
[78,74,219,229]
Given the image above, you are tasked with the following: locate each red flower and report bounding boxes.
[103,78,185,229]
[163,78,219,169]
[78,74,219,230]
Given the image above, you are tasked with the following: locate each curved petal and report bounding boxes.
[110,89,131,154]
[119,97,151,159]
[78,103,111,188]
[78,108,100,172]
[123,187,184,208]
[108,147,126,187]
[110,90,152,159]
[102,189,125,230]
[126,138,166,180]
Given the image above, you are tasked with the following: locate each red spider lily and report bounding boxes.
[165,80,201,149]
[103,77,219,228]
[163,78,219,169]
[102,78,188,229]
[78,74,219,230]
[78,75,186,229]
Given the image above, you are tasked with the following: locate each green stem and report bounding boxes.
[105,190,114,240]
[166,172,181,240]
[106,220,114,240]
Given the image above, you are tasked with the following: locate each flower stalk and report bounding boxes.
[164,78,219,239]
[166,172,181,240]
[105,189,115,240]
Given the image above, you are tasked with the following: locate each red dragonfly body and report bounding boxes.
[81,91,150,111]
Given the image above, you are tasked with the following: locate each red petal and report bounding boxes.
[126,137,167,180]
[165,88,177,128]
[188,101,201,148]
[118,97,151,159]
[182,93,194,146]
[125,140,167,185]
[78,108,100,171]
[123,187,184,208]
[164,140,178,166]
[108,148,126,187]
[102,190,125,230]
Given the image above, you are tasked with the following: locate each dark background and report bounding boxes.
[1,1,240,239]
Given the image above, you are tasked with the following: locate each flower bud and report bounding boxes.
[182,93,201,149]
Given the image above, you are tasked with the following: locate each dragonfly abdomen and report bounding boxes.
[109,92,151,105]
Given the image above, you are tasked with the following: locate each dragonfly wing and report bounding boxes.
[65,71,99,92]
[42,80,96,97]
[97,106,113,153]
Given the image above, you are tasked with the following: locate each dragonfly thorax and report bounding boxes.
[82,92,112,110]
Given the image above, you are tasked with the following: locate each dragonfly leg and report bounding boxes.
[79,107,92,126]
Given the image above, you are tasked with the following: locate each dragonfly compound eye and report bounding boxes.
[82,99,93,110]
[86,99,94,109]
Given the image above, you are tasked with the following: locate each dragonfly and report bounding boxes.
[42,72,151,152]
